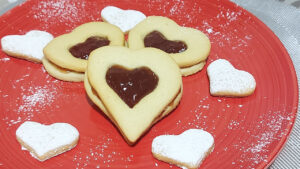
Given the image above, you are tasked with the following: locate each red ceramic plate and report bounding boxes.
[0,0,298,168]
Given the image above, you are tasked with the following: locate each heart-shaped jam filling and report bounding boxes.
[69,36,110,60]
[106,65,159,108]
[144,31,187,54]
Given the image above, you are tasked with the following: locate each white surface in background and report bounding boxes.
[231,1,300,168]
[7,0,17,3]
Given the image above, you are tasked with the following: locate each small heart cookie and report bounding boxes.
[101,6,146,33]
[207,59,256,97]
[152,129,214,169]
[1,30,53,63]
[16,121,79,161]
[43,22,124,82]
[128,16,211,76]
[85,46,182,145]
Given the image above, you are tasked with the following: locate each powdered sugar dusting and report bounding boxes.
[32,1,81,22]
[207,59,256,96]
[0,57,10,62]
[16,121,79,160]
[1,30,53,62]
[169,0,185,16]
[214,108,295,168]
[200,6,254,55]
[152,129,214,169]
[30,0,97,30]
[101,6,146,33]
[18,85,56,112]
[2,76,60,129]
[246,111,292,154]
[72,135,137,168]
[206,28,213,34]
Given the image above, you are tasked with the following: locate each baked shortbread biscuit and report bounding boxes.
[207,59,256,97]
[128,16,211,76]
[101,6,146,33]
[152,129,214,169]
[86,46,182,145]
[1,30,53,63]
[84,72,109,116]
[16,121,79,161]
[84,70,183,131]
[43,22,124,82]
[42,57,84,82]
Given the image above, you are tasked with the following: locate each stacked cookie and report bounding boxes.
[128,16,211,76]
[42,17,211,82]
[37,13,211,145]
[85,46,182,145]
[43,22,125,82]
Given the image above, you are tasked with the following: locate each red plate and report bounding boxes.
[0,0,298,168]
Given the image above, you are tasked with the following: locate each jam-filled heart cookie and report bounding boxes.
[128,16,211,76]
[85,46,182,145]
[43,22,124,82]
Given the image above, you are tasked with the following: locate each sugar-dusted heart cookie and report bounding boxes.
[1,30,53,63]
[16,121,79,161]
[152,129,214,169]
[85,46,182,145]
[207,59,256,97]
[43,22,124,82]
[128,16,211,76]
[101,6,146,33]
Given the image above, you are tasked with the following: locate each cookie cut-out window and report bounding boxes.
[144,31,187,53]
[69,36,110,60]
[106,65,159,108]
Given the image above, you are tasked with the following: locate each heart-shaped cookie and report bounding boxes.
[1,30,53,63]
[207,59,256,97]
[152,129,214,169]
[43,22,124,82]
[101,6,146,33]
[128,16,211,76]
[16,121,79,161]
[85,46,182,145]
[42,57,85,82]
